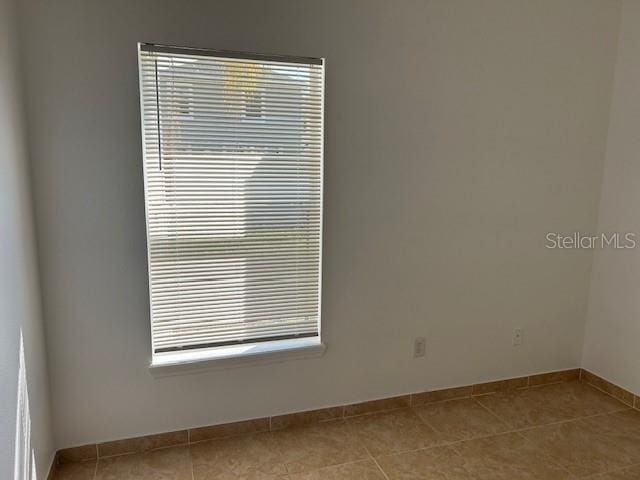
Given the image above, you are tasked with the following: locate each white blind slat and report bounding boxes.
[139,45,324,354]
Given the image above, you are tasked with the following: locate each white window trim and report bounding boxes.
[149,337,326,377]
[138,43,326,366]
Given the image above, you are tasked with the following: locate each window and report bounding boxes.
[138,44,324,363]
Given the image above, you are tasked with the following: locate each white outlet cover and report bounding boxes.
[513,328,524,346]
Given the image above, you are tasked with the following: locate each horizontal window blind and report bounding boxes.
[138,44,324,354]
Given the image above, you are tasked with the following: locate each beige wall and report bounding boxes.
[0,0,54,476]
[583,0,640,396]
[19,0,621,448]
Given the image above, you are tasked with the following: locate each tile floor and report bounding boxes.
[51,381,640,479]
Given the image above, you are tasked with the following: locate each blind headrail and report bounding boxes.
[139,43,324,66]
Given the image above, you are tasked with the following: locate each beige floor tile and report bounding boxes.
[583,411,640,467]
[271,420,368,474]
[347,408,448,456]
[453,432,571,479]
[596,464,640,479]
[521,411,640,477]
[50,461,96,480]
[413,398,510,441]
[569,383,630,415]
[376,446,475,479]
[191,431,287,479]
[477,382,625,429]
[55,379,640,480]
[288,460,385,479]
[94,445,192,480]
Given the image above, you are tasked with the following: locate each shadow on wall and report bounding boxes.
[13,331,37,480]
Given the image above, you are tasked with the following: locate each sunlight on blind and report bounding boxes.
[14,331,35,480]
[138,45,324,355]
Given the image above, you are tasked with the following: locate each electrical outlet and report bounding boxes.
[414,337,426,358]
[513,328,524,346]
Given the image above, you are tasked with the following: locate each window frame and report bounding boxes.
[137,43,326,369]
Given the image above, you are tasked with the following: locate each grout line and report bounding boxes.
[188,444,195,480]
[97,448,133,460]
[525,380,567,390]
[448,440,462,457]
[96,441,191,460]
[288,457,386,477]
[471,382,631,434]
[508,407,631,434]
[471,386,530,398]
[447,443,467,461]
[580,374,634,408]
[472,396,512,427]
[279,448,371,476]
[407,397,510,446]
[342,405,410,419]
[408,404,447,437]
[187,429,268,447]
[583,461,640,478]
[362,443,391,480]
[411,393,473,407]
[370,455,391,480]
[91,443,98,480]
[376,429,517,459]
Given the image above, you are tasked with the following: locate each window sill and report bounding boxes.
[149,337,326,377]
